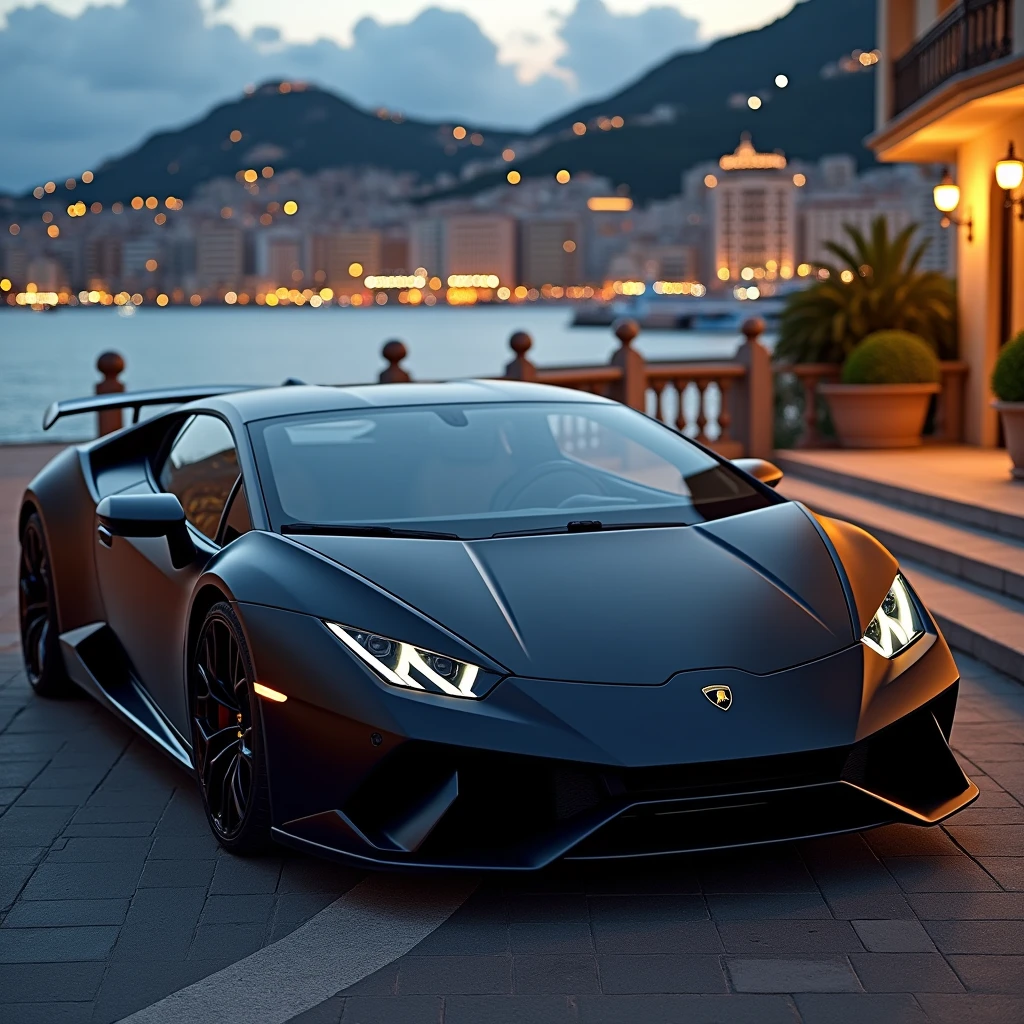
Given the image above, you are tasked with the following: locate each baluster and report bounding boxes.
[695,379,710,443]
[96,351,126,436]
[718,378,734,443]
[379,340,411,383]
[650,380,666,424]
[674,379,688,434]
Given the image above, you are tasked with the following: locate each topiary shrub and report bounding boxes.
[841,330,940,385]
[992,331,1024,403]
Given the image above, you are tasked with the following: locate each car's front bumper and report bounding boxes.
[239,603,978,871]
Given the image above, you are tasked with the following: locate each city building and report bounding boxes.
[196,223,244,290]
[519,219,581,287]
[709,135,797,284]
[84,238,123,289]
[872,0,1024,445]
[443,215,516,285]
[409,219,445,279]
[263,236,304,287]
[311,231,382,288]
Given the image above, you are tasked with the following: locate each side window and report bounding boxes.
[218,478,253,545]
[159,416,239,541]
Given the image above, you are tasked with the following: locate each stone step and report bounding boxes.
[774,452,1024,542]
[779,476,1024,603]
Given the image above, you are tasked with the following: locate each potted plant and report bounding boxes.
[992,330,1024,480]
[819,330,940,448]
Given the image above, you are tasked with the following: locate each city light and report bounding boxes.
[131,197,144,210]
[562,240,576,253]
[44,182,55,193]
[573,122,587,136]
[447,274,500,288]
[262,166,274,178]
[365,275,427,289]
[507,170,521,185]
[243,169,258,183]
[747,96,762,110]
[319,287,334,301]
[556,170,571,184]
[348,262,363,277]
[587,197,633,211]
[793,173,807,187]
[283,201,298,215]
[775,74,789,88]
[230,130,243,142]
[797,263,812,277]
[0,278,10,290]
[8,225,19,236]
[81,170,94,183]
[47,225,60,238]
[717,267,730,281]
[612,281,645,296]
[91,202,102,214]
[452,126,467,140]
[145,259,158,272]
[154,214,166,225]
[840,270,855,283]
[225,291,238,304]
[156,294,169,306]
[704,174,718,189]
[502,148,515,161]
[145,196,158,209]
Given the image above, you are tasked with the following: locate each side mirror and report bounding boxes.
[731,458,784,488]
[96,493,195,569]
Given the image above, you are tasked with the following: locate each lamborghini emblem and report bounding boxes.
[702,685,733,711]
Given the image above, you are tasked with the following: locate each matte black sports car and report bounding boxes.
[20,380,977,869]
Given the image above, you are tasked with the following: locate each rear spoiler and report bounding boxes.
[43,385,258,431]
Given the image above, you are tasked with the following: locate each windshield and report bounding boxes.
[250,401,778,539]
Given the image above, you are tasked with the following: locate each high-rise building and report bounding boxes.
[122,239,163,285]
[311,231,382,288]
[196,223,244,288]
[409,219,445,279]
[519,219,581,287]
[84,237,123,289]
[710,135,797,284]
[265,237,304,287]
[444,215,516,285]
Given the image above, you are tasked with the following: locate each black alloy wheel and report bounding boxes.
[191,601,271,853]
[19,512,73,698]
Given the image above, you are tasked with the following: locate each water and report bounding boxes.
[0,305,763,443]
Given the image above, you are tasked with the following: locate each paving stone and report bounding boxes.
[285,994,345,1023]
[0,762,45,787]
[978,857,1024,890]
[866,825,963,857]
[794,992,928,1023]
[946,825,1024,857]
[1,897,129,927]
[716,920,862,954]
[581,864,701,895]
[45,836,153,863]
[908,892,1024,919]
[138,856,216,889]
[410,904,509,956]
[339,962,399,996]
[924,920,1024,954]
[726,956,860,993]
[849,953,965,992]
[0,805,75,846]
[852,920,936,952]
[509,919,594,954]
[59,820,155,838]
[591,917,721,955]
[0,924,120,962]
[0,961,106,1001]
[706,892,832,920]
[507,894,588,923]
[71,804,164,825]
[19,859,145,900]
[884,856,1001,892]
[91,958,230,1021]
[148,834,221,860]
[201,893,276,924]
[699,855,818,894]
[111,887,207,961]
[396,954,512,994]
[577,993,799,1023]
[802,834,915,919]
[511,953,599,994]
[189,921,266,961]
[0,864,33,910]
[208,854,283,893]
[0,847,45,866]
[340,995,442,1023]
[153,788,209,835]
[269,892,340,941]
[947,805,1024,825]
[917,993,1024,1023]
[14,786,98,807]
[947,956,1024,994]
[596,954,727,994]
[442,995,575,1023]
[277,858,364,895]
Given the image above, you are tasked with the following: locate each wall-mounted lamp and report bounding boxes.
[995,141,1024,220]
[933,169,973,241]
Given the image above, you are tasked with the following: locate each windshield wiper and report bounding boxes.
[492,520,691,538]
[281,523,459,540]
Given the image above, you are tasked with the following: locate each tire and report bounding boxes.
[190,601,272,855]
[19,512,75,698]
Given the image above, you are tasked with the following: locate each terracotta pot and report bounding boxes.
[994,402,1024,480]
[818,383,941,449]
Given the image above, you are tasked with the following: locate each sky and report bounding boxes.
[0,0,799,191]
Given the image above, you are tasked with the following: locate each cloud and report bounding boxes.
[556,0,701,97]
[0,0,706,191]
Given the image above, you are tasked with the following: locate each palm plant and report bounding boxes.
[774,217,957,364]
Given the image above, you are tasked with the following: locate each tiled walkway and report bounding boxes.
[1,445,1022,1023]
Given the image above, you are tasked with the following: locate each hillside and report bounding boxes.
[27,0,878,206]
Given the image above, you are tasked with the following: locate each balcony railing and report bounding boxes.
[893,0,1014,116]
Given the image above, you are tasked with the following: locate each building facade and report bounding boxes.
[443,215,517,285]
[519,219,581,287]
[872,0,1024,445]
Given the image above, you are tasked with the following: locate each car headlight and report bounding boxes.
[861,574,925,658]
[325,621,500,699]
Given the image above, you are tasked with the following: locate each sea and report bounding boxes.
[0,305,769,443]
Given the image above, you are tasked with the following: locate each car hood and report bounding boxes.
[292,502,857,683]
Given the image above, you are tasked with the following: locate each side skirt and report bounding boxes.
[59,622,193,770]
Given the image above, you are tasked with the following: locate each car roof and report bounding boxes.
[205,379,616,425]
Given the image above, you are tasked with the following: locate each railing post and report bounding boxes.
[733,318,773,459]
[96,351,125,436]
[609,319,646,411]
[505,331,537,381]
[379,340,411,383]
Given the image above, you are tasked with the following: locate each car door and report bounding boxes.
[95,414,250,739]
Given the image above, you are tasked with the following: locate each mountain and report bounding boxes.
[57,82,510,206]
[29,0,877,206]
[442,0,878,202]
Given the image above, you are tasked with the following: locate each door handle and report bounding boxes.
[97,524,113,548]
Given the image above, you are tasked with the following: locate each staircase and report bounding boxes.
[775,452,1024,683]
